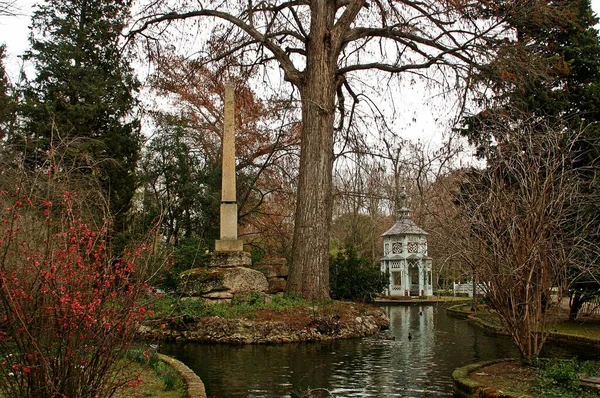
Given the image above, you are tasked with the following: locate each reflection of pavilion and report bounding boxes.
[386,305,435,391]
[380,187,433,297]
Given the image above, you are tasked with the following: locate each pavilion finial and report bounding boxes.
[396,185,411,220]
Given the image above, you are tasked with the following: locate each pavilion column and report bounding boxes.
[402,263,408,295]
[385,261,394,295]
[418,262,424,296]
[427,267,432,295]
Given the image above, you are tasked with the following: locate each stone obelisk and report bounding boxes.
[215,83,244,252]
[177,83,265,302]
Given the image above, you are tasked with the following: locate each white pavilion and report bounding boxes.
[380,187,433,297]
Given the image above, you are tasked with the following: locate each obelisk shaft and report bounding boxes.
[215,83,243,252]
[222,84,236,203]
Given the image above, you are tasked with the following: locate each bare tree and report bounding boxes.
[332,154,388,263]
[129,0,510,299]
[0,1,18,17]
[454,122,597,362]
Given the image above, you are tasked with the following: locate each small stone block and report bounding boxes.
[202,292,234,299]
[215,239,244,252]
[255,260,289,278]
[209,250,251,268]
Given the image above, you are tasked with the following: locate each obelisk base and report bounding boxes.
[215,239,244,252]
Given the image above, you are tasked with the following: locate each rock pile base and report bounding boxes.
[178,251,268,304]
[139,302,390,344]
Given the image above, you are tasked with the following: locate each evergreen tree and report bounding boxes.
[462,0,600,153]
[19,0,140,244]
[140,118,220,248]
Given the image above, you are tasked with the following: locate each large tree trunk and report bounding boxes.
[288,1,338,299]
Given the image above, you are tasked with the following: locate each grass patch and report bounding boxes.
[474,308,505,330]
[453,303,600,341]
[147,293,327,320]
[113,360,185,398]
[453,304,506,330]
[121,348,186,397]
[553,320,600,340]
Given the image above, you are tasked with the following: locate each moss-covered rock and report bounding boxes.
[179,267,268,296]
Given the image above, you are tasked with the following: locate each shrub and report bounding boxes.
[542,360,579,388]
[0,190,151,397]
[534,359,600,398]
[154,236,210,292]
[329,245,387,302]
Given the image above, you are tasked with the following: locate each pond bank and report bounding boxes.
[448,304,600,397]
[446,303,600,346]
[452,359,534,398]
[160,304,520,397]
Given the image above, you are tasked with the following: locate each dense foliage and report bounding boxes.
[462,0,600,154]
[329,246,387,302]
[152,237,212,292]
[17,0,140,248]
[139,119,220,249]
[461,0,600,255]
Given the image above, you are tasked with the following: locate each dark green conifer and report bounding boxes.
[462,0,600,152]
[19,0,141,243]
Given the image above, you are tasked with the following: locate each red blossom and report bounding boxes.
[0,189,152,397]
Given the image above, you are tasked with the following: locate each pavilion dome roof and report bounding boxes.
[381,217,428,237]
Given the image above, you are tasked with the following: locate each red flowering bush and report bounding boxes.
[0,189,151,397]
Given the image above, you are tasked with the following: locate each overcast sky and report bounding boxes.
[2,0,600,146]
[3,0,600,73]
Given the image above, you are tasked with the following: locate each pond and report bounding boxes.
[159,304,594,397]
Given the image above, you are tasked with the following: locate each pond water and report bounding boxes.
[159,305,595,397]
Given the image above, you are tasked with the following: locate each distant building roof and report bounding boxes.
[381,218,428,236]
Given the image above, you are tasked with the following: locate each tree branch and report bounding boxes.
[128,9,302,86]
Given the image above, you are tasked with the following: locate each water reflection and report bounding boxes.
[159,305,523,397]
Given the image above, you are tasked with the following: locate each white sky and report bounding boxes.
[2,0,600,146]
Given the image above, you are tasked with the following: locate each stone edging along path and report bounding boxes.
[452,359,532,398]
[157,353,207,398]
